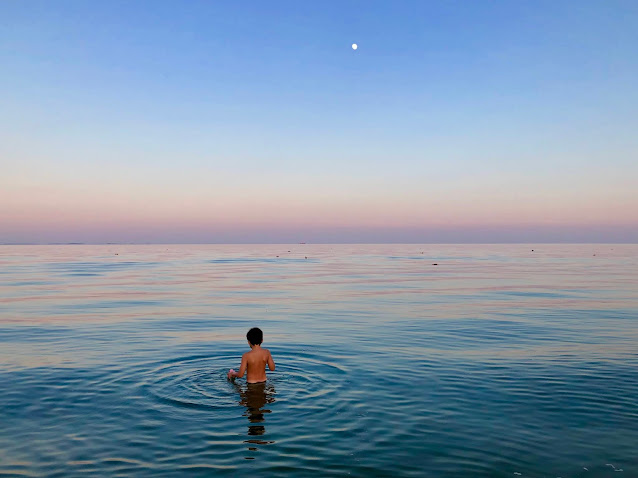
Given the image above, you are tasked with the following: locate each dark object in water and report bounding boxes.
[432,263,438,266]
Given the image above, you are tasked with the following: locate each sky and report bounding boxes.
[1,0,637,243]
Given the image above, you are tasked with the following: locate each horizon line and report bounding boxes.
[2,241,637,246]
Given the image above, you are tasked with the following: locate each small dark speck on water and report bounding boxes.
[432,263,438,266]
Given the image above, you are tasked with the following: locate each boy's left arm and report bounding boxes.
[267,351,275,371]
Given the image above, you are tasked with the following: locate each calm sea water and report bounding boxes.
[1,244,637,477]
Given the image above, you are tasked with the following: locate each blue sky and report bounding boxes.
[2,1,637,243]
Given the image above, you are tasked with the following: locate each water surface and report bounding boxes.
[1,244,637,477]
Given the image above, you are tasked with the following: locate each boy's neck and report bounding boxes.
[250,344,262,350]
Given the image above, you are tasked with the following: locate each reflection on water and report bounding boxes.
[234,381,276,457]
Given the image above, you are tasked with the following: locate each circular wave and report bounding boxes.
[144,355,239,410]
[141,351,349,413]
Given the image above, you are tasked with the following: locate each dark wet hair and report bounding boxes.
[247,327,263,346]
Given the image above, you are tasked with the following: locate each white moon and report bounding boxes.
[352,43,358,50]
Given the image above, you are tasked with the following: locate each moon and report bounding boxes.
[352,43,358,50]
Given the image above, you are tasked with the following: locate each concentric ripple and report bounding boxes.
[144,354,240,410]
[142,350,349,414]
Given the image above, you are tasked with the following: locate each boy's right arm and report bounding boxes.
[237,354,248,377]
[229,354,247,379]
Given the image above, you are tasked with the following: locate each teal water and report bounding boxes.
[1,244,637,477]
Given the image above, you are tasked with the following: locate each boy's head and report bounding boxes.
[246,327,263,346]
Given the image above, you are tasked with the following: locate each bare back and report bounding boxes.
[238,345,275,383]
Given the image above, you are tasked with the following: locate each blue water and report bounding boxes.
[1,244,637,477]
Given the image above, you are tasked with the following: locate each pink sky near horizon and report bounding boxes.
[3,169,637,243]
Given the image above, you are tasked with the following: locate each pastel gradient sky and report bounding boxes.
[2,1,637,243]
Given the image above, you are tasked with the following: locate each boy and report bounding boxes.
[228,327,275,383]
